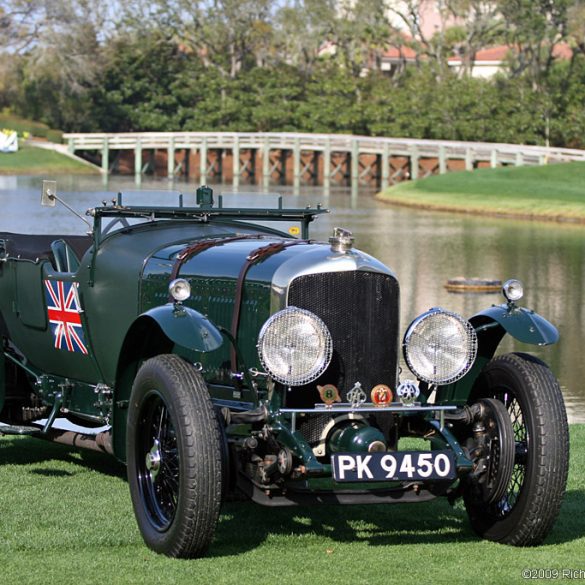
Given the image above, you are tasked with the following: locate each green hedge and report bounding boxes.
[0,112,63,143]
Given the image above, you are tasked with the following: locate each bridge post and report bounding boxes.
[490,149,498,168]
[410,146,419,180]
[465,148,473,171]
[381,142,389,189]
[184,149,190,177]
[102,139,109,174]
[167,136,175,178]
[67,137,75,154]
[323,137,331,190]
[263,137,270,187]
[293,137,301,190]
[515,152,524,166]
[233,135,240,187]
[439,145,447,174]
[351,139,359,186]
[200,137,208,182]
[134,139,142,177]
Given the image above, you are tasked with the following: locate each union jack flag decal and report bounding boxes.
[44,280,88,355]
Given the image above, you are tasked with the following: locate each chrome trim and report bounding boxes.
[280,404,456,414]
[270,244,397,313]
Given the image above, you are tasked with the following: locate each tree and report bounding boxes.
[91,32,204,132]
[443,0,502,76]
[498,0,572,83]
[1,0,111,130]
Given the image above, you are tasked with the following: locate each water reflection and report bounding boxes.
[1,175,584,423]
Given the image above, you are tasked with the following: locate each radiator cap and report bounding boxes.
[329,227,354,253]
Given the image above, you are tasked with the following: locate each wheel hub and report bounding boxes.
[465,398,515,504]
[146,439,162,481]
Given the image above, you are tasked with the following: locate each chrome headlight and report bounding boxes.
[257,307,333,386]
[168,278,191,302]
[403,308,477,385]
[502,278,524,302]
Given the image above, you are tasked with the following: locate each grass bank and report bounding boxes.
[0,426,583,585]
[0,112,63,143]
[0,144,99,175]
[378,162,585,223]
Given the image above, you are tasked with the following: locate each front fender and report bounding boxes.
[438,304,558,405]
[471,303,559,346]
[143,304,223,352]
[111,306,222,462]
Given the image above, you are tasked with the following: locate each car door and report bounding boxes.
[6,244,101,385]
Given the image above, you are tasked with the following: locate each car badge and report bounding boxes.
[371,384,393,407]
[317,384,341,406]
[396,380,420,406]
[347,382,367,408]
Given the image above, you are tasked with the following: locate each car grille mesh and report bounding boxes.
[286,270,399,408]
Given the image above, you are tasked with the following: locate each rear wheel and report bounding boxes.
[463,352,569,546]
[127,354,222,558]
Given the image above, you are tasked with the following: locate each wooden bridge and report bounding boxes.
[63,132,585,188]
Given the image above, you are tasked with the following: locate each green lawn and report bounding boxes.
[0,426,583,585]
[378,162,585,223]
[0,145,98,175]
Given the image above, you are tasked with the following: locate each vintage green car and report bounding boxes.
[0,183,569,558]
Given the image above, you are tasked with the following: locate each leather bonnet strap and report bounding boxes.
[230,240,311,373]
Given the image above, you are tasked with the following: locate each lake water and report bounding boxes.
[1,174,584,423]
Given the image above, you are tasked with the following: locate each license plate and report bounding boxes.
[331,450,457,482]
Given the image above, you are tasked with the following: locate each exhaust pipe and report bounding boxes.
[40,429,114,455]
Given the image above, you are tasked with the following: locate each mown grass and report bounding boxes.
[378,162,585,223]
[0,145,98,175]
[0,426,583,585]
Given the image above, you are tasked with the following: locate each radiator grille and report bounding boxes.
[286,270,399,408]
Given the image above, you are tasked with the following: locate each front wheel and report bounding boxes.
[463,352,569,546]
[127,354,223,558]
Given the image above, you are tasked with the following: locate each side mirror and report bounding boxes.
[40,179,92,232]
[41,180,57,207]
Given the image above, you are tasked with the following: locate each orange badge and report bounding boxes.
[371,384,393,407]
[317,384,341,406]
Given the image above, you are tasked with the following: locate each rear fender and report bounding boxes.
[437,303,558,404]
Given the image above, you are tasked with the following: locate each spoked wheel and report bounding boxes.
[127,354,223,558]
[135,393,179,531]
[463,352,569,546]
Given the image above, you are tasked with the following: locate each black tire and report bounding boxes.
[127,354,222,558]
[463,352,569,546]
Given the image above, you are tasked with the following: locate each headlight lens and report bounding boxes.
[502,278,524,302]
[257,307,333,386]
[168,278,191,302]
[403,308,477,385]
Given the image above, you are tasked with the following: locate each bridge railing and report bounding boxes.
[62,131,585,186]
